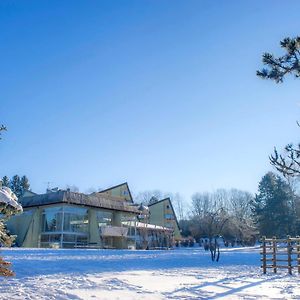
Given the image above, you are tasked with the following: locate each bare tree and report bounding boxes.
[135,190,165,204]
[191,192,230,261]
[190,189,256,260]
[65,185,80,192]
[85,187,97,194]
[171,193,185,221]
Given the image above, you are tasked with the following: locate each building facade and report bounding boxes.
[148,198,181,240]
[7,183,174,249]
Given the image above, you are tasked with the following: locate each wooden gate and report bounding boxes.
[260,236,300,275]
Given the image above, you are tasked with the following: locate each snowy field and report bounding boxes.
[0,247,299,299]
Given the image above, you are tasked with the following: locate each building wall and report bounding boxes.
[23,208,41,247]
[7,203,137,249]
[6,208,36,247]
[88,209,101,247]
[149,199,181,240]
[149,201,165,226]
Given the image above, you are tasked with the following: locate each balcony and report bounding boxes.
[100,226,128,237]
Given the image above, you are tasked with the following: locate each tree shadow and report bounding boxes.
[165,273,288,299]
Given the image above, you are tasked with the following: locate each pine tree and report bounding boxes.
[252,172,297,237]
[20,175,30,195]
[257,36,300,83]
[10,175,21,198]
[1,176,10,187]
[0,188,23,276]
[0,125,6,140]
[257,36,300,177]
[2,175,31,197]
[0,125,23,276]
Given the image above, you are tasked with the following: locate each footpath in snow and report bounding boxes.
[0,247,299,299]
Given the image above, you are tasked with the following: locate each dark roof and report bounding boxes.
[19,190,139,213]
[98,182,133,203]
[148,197,180,230]
[22,189,37,197]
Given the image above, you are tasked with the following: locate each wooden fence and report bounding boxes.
[260,236,300,275]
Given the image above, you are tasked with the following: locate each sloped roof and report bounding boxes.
[22,190,37,197]
[148,197,180,230]
[98,182,133,202]
[19,190,139,213]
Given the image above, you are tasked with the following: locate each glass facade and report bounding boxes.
[42,207,63,232]
[96,211,112,227]
[63,206,88,233]
[40,205,88,248]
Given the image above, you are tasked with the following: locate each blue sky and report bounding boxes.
[1,1,300,202]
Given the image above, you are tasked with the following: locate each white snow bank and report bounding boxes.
[0,247,298,299]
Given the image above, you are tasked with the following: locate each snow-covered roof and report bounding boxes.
[19,190,139,213]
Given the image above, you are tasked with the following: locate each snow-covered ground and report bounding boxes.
[0,247,299,299]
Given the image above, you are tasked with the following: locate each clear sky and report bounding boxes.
[1,1,300,203]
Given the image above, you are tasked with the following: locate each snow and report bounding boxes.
[0,247,299,299]
[0,187,22,212]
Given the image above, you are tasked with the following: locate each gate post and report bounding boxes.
[296,235,300,274]
[272,236,277,273]
[262,236,266,274]
[287,235,292,275]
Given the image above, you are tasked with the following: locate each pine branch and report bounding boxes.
[257,36,300,82]
[0,125,7,140]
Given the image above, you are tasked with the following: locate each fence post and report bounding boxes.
[262,236,266,274]
[296,235,300,274]
[272,236,277,273]
[287,235,292,275]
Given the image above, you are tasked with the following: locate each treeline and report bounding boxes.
[178,171,300,243]
[1,175,30,198]
[180,189,257,245]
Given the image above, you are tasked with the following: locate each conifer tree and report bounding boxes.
[257,36,300,83]
[252,172,297,237]
[1,175,31,198]
[20,175,30,195]
[10,175,21,198]
[0,124,23,276]
[0,125,6,140]
[1,176,9,187]
[257,36,300,177]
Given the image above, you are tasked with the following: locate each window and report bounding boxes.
[40,205,89,248]
[41,207,63,232]
[39,234,61,248]
[97,211,113,227]
[63,207,88,233]
[165,214,174,220]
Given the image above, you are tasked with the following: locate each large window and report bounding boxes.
[40,205,88,248]
[41,207,63,232]
[96,211,112,227]
[63,206,88,233]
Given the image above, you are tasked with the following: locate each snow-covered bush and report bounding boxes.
[0,187,23,276]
